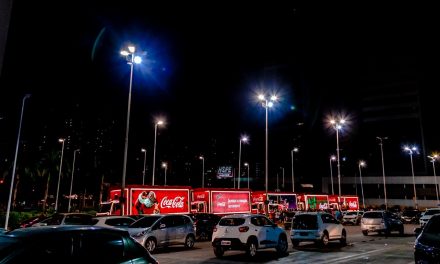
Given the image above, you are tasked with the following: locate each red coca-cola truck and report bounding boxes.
[97,185,191,216]
[190,188,252,215]
[297,194,330,211]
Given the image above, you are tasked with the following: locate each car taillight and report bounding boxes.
[239,226,249,232]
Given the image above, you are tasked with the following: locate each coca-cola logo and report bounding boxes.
[319,203,328,210]
[160,196,185,208]
[196,194,205,199]
[348,201,358,208]
[252,197,264,202]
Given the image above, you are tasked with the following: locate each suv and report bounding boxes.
[342,211,363,225]
[290,212,347,247]
[361,210,404,236]
[211,214,288,258]
[187,213,221,241]
[128,214,196,252]
[419,207,440,227]
[414,214,440,263]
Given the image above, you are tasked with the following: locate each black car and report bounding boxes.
[401,209,421,224]
[414,214,440,263]
[187,213,221,241]
[0,225,158,264]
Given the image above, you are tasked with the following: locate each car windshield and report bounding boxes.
[292,214,318,230]
[363,212,383,218]
[129,216,161,228]
[345,212,358,216]
[424,209,440,216]
[219,218,246,226]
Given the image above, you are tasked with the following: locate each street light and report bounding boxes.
[244,162,250,189]
[358,160,366,210]
[68,149,80,213]
[4,94,30,230]
[141,148,147,185]
[162,162,168,186]
[199,156,205,188]
[428,154,439,205]
[152,120,164,186]
[120,45,142,214]
[377,136,388,210]
[291,147,299,192]
[404,145,418,209]
[280,167,285,189]
[329,118,346,197]
[238,135,248,189]
[329,155,336,195]
[55,138,65,212]
[258,94,278,199]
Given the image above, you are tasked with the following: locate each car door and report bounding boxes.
[173,215,187,242]
[152,216,174,246]
[321,213,342,239]
[259,216,278,245]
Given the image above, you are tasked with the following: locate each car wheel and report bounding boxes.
[213,246,224,258]
[399,226,404,236]
[184,234,195,248]
[320,232,329,247]
[246,238,258,258]
[340,230,347,246]
[145,238,157,253]
[292,239,300,247]
[276,235,288,255]
[362,230,368,236]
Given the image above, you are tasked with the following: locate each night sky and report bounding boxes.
[1,3,440,200]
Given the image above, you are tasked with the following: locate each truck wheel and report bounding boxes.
[276,235,288,255]
[145,238,157,253]
[184,234,195,248]
[246,239,258,258]
[214,246,224,258]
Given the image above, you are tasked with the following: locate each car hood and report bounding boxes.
[417,233,440,249]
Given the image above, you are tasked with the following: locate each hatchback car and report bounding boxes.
[128,214,195,253]
[31,213,95,227]
[187,213,221,241]
[342,211,363,225]
[414,214,440,263]
[419,207,440,227]
[290,212,347,247]
[361,210,404,236]
[0,225,158,263]
[401,209,421,224]
[211,214,288,258]
[92,215,136,229]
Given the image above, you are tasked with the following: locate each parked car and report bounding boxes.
[211,214,288,258]
[128,214,195,253]
[414,214,440,263]
[361,210,404,236]
[31,213,95,227]
[92,215,136,229]
[400,209,421,224]
[282,211,297,230]
[0,225,158,263]
[342,211,363,225]
[187,213,221,241]
[419,207,440,227]
[290,212,347,247]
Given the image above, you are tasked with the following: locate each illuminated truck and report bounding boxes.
[328,195,360,211]
[190,188,252,215]
[297,194,329,211]
[97,185,191,216]
[251,191,298,214]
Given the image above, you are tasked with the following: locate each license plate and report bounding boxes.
[221,240,231,246]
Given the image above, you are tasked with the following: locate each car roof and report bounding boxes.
[5,225,129,238]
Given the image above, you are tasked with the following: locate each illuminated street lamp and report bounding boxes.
[141,148,147,185]
[358,160,366,210]
[238,135,248,189]
[244,162,250,189]
[329,155,336,195]
[162,162,168,186]
[55,138,65,212]
[377,136,388,210]
[120,45,142,214]
[4,94,30,230]
[329,118,346,197]
[291,147,299,192]
[404,145,418,209]
[152,120,164,186]
[199,156,205,188]
[428,154,439,205]
[68,149,80,212]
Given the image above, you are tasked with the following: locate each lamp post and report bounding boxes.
[4,94,30,230]
[358,160,366,210]
[258,94,278,199]
[291,147,299,192]
[280,167,285,189]
[377,136,388,210]
[55,138,65,212]
[141,148,147,185]
[162,162,168,186]
[244,162,250,189]
[329,155,336,195]
[238,135,248,189]
[404,145,418,209]
[152,120,164,186]
[120,45,142,214]
[199,156,205,188]
[329,118,346,197]
[68,149,80,213]
[428,154,439,205]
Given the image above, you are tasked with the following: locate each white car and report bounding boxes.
[92,215,136,229]
[342,211,363,225]
[419,207,440,227]
[211,214,288,258]
[290,212,347,247]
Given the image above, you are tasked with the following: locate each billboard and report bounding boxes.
[341,196,359,211]
[130,188,190,215]
[268,194,297,210]
[305,195,329,210]
[211,191,250,214]
[217,166,233,179]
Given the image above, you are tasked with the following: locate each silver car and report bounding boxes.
[128,214,196,252]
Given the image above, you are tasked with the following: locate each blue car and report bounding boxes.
[414,214,440,263]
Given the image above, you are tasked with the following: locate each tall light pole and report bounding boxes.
[244,162,250,189]
[152,120,164,186]
[120,45,142,214]
[428,154,439,205]
[291,147,299,192]
[55,138,65,212]
[199,156,205,188]
[329,155,336,195]
[68,149,80,213]
[377,136,388,210]
[4,94,30,230]
[238,135,248,189]
[329,118,346,197]
[358,160,366,210]
[258,94,278,199]
[141,148,147,185]
[404,145,418,209]
[162,162,168,186]
[280,167,285,189]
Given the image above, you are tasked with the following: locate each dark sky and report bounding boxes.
[1,3,440,194]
